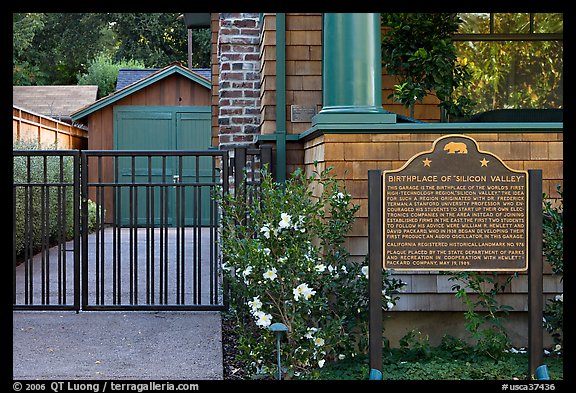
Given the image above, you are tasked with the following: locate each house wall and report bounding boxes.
[13,106,87,149]
[210,13,564,347]
[257,13,440,142]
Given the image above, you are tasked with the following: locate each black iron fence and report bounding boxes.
[13,146,271,311]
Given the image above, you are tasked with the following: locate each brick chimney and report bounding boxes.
[216,13,261,149]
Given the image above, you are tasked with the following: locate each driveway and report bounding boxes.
[13,310,223,380]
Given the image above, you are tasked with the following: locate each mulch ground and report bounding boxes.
[221,316,251,380]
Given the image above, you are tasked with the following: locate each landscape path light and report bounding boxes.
[268,322,288,380]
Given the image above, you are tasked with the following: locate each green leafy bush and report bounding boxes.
[543,185,563,351]
[303,334,563,380]
[449,271,515,360]
[218,165,405,378]
[13,140,104,258]
[14,141,75,257]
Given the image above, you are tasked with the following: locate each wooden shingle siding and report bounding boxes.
[259,13,323,136]
[304,131,563,312]
[259,13,277,136]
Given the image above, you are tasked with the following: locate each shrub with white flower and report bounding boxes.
[217,164,405,379]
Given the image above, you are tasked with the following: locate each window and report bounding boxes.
[453,13,562,112]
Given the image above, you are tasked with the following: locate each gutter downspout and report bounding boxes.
[275,13,287,183]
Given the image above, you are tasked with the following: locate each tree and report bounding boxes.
[381,13,475,121]
[77,54,145,98]
[106,13,189,68]
[13,13,212,86]
[13,13,47,85]
[14,13,112,85]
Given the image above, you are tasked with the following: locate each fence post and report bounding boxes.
[234,147,247,193]
[260,144,273,176]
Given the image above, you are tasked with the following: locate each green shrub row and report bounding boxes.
[13,140,102,258]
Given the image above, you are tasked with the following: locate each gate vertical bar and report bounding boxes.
[73,151,80,311]
[57,156,64,305]
[528,169,543,378]
[368,170,383,378]
[221,150,230,310]
[195,155,201,304]
[41,156,48,304]
[81,151,89,311]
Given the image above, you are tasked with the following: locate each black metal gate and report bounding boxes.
[13,146,271,311]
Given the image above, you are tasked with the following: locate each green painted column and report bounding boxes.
[319,13,388,115]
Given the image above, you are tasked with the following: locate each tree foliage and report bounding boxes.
[77,54,145,98]
[381,13,475,120]
[453,13,563,112]
[13,13,211,86]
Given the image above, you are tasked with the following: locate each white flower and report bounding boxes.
[221,262,234,276]
[242,265,253,278]
[278,256,287,263]
[314,337,325,347]
[248,296,262,312]
[361,266,369,279]
[260,225,271,239]
[315,264,326,273]
[338,354,346,360]
[386,301,394,310]
[555,294,563,302]
[278,212,292,229]
[318,359,325,368]
[304,327,318,339]
[254,311,272,328]
[341,265,347,273]
[263,267,277,281]
[293,283,316,301]
[262,248,271,256]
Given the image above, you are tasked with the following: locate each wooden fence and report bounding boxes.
[13,105,88,149]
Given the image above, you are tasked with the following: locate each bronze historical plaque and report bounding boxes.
[290,105,317,123]
[383,134,528,271]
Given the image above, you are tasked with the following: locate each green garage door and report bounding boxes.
[114,106,212,226]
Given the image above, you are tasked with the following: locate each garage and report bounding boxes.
[71,62,213,226]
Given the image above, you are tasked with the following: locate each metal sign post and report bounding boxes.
[368,170,383,379]
[528,169,544,378]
